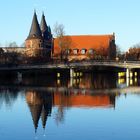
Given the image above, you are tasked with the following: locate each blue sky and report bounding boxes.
[0,0,140,51]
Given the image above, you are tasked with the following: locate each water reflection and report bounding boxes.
[0,89,117,133]
[24,89,116,131]
[0,71,139,88]
[25,90,53,132]
[0,88,20,108]
[54,91,116,108]
[69,72,117,89]
[117,71,139,87]
[0,71,140,139]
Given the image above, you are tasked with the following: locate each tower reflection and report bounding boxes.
[25,90,53,132]
[25,88,116,130]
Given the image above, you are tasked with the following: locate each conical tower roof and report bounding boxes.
[25,91,43,132]
[27,11,42,40]
[40,12,48,33]
[40,13,49,40]
[41,93,53,129]
[29,104,42,132]
[41,106,48,129]
[48,26,51,33]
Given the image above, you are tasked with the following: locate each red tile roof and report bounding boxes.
[53,34,114,55]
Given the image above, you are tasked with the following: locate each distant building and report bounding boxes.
[25,11,53,57]
[53,34,116,60]
[0,11,116,62]
[1,11,53,60]
[2,47,25,54]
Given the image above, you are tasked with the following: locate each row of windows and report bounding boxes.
[65,49,95,55]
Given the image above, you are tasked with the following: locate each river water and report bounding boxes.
[0,71,140,140]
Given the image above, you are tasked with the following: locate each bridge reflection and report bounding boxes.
[68,72,117,89]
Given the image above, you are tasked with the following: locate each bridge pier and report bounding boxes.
[126,68,138,86]
[70,69,75,87]
[70,68,83,78]
[70,68,74,78]
[17,72,22,83]
[126,68,130,78]
[126,68,132,86]
[126,68,134,78]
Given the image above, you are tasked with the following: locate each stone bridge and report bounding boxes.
[0,61,140,78]
[0,61,140,70]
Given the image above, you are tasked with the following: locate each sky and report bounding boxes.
[0,0,140,51]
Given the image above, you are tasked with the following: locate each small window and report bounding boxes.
[66,49,70,54]
[73,49,78,54]
[89,49,94,54]
[81,49,86,54]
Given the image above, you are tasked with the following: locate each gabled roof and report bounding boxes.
[53,34,115,55]
[27,11,42,40]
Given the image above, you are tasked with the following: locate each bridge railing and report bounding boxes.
[0,59,140,68]
[49,60,140,65]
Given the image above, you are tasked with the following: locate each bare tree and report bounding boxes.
[127,43,140,60]
[115,45,126,61]
[6,42,18,47]
[53,22,72,61]
[116,45,122,59]
[53,22,65,38]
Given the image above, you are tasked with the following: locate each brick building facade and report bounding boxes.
[53,34,116,60]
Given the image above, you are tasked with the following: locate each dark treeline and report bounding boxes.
[116,44,140,61]
[0,48,51,66]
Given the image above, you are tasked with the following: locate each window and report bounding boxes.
[73,49,78,54]
[89,49,94,54]
[65,49,70,54]
[81,49,86,54]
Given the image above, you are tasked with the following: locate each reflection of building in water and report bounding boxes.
[69,72,117,89]
[54,92,116,108]
[25,90,53,132]
[53,91,116,124]
[117,71,138,87]
[25,88,116,129]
